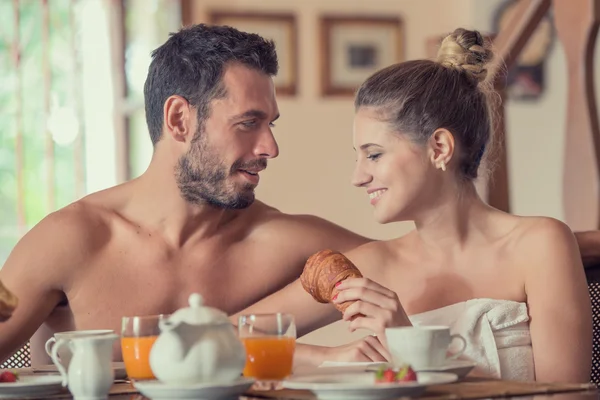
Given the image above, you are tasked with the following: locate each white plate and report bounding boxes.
[34,362,128,380]
[313,361,391,376]
[0,375,64,398]
[283,371,457,400]
[318,360,476,379]
[414,360,476,378]
[133,377,255,400]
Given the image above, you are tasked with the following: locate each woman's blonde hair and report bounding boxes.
[355,28,497,180]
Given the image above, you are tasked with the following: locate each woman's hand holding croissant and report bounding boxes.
[333,277,411,339]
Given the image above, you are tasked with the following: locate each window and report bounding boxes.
[0,0,181,265]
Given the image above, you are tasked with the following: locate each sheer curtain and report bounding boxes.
[0,0,181,265]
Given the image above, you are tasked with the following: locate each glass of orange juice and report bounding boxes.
[238,313,296,381]
[121,314,168,380]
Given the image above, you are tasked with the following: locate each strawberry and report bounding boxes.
[375,365,417,383]
[0,371,18,383]
[396,365,417,382]
[383,369,396,382]
[375,367,397,383]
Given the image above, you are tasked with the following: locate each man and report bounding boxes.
[0,24,369,365]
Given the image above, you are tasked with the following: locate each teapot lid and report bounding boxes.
[168,293,231,326]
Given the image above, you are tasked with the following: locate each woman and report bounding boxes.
[237,28,592,383]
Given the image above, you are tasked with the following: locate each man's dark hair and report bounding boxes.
[144,24,279,145]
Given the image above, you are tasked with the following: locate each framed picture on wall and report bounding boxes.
[492,0,555,101]
[208,11,298,96]
[320,16,404,96]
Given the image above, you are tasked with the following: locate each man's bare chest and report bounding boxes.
[64,242,303,328]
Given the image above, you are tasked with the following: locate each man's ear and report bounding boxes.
[428,128,455,171]
[163,95,193,143]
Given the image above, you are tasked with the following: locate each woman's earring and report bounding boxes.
[439,162,446,172]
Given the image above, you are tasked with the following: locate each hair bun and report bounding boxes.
[436,28,494,83]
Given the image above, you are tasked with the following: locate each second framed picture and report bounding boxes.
[208,11,298,96]
[320,16,404,96]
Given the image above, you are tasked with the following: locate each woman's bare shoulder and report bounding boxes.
[509,215,574,247]
[506,215,580,270]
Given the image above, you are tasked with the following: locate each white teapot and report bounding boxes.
[149,293,246,385]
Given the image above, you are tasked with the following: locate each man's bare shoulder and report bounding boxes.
[247,201,372,253]
[46,199,110,240]
[2,197,112,275]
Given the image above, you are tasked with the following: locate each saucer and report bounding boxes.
[133,377,255,400]
[0,375,64,399]
[34,362,128,380]
[413,360,476,378]
[283,371,457,400]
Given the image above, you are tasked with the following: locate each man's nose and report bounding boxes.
[254,129,279,159]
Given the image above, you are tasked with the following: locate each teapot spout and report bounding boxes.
[159,320,196,359]
[175,321,199,357]
[158,318,176,333]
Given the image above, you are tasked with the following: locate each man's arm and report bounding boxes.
[238,212,391,367]
[574,230,600,267]
[233,279,339,338]
[286,214,373,253]
[0,205,97,362]
[244,212,372,334]
[524,219,592,382]
[232,278,392,368]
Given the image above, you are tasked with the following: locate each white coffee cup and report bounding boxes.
[385,326,467,370]
[45,329,114,369]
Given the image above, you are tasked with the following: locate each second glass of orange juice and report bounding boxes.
[238,313,296,381]
[121,314,168,380]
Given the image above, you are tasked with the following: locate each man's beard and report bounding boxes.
[175,132,267,209]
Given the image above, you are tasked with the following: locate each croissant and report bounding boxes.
[0,280,17,322]
[300,249,363,315]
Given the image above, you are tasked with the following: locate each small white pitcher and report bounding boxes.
[50,333,119,400]
[45,330,114,369]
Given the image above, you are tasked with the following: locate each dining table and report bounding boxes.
[9,373,598,400]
